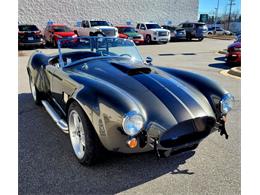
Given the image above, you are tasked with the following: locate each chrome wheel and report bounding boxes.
[30,79,37,101]
[69,110,86,159]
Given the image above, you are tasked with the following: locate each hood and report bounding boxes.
[94,26,116,30]
[123,32,142,37]
[150,28,169,32]
[54,31,75,37]
[228,41,241,49]
[69,57,215,130]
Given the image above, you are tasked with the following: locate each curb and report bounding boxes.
[228,67,241,77]
[220,67,241,79]
[218,50,228,55]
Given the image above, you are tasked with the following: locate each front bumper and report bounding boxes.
[133,39,144,44]
[19,40,45,47]
[226,52,241,63]
[152,35,170,42]
[171,34,186,40]
[114,116,221,154]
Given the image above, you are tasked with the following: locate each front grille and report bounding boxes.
[158,31,168,36]
[159,116,216,148]
[101,29,115,36]
[133,36,142,39]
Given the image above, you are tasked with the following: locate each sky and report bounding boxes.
[199,0,241,15]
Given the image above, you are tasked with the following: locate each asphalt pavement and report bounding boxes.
[18,38,240,194]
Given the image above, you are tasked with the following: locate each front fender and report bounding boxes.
[157,67,228,117]
[70,74,146,152]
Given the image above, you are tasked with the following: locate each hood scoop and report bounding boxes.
[110,62,151,75]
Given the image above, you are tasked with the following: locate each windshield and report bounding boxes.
[120,27,136,33]
[58,37,143,67]
[90,21,110,27]
[53,26,72,32]
[146,24,161,29]
[19,25,39,31]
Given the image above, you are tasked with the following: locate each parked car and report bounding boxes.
[43,24,78,47]
[178,22,208,41]
[27,36,233,165]
[136,22,170,44]
[18,24,45,48]
[161,25,186,41]
[208,27,232,35]
[116,26,144,44]
[74,20,118,37]
[226,37,241,65]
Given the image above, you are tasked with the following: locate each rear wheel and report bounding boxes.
[68,102,104,165]
[29,77,41,105]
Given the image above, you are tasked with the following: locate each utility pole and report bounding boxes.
[227,0,236,30]
[214,0,220,33]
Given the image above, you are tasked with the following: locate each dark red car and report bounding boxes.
[116,26,144,44]
[226,40,241,65]
[44,24,77,47]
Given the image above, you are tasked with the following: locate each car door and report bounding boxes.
[80,20,90,36]
[139,24,147,37]
[50,59,76,113]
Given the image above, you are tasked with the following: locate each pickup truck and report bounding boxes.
[136,22,170,44]
[74,20,118,38]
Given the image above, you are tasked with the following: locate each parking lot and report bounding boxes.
[18,38,240,194]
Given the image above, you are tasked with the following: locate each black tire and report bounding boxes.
[146,35,152,44]
[52,38,57,48]
[94,32,106,37]
[186,34,192,41]
[68,102,105,166]
[29,76,42,105]
[198,37,204,41]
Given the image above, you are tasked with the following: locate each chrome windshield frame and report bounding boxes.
[57,36,143,68]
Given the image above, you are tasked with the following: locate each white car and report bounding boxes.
[74,20,118,38]
[136,22,170,44]
[208,27,232,35]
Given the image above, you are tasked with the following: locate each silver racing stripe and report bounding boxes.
[147,75,196,119]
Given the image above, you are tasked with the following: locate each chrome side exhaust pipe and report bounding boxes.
[41,100,69,134]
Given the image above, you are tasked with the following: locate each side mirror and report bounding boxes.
[146,56,153,65]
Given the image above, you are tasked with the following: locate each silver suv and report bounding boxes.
[178,22,208,41]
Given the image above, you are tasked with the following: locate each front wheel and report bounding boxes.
[146,35,152,44]
[68,102,104,165]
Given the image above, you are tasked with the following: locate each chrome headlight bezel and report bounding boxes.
[122,111,144,136]
[220,93,234,114]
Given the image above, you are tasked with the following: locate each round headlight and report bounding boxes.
[122,111,144,136]
[220,93,234,114]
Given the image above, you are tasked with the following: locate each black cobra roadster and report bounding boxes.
[27,37,234,165]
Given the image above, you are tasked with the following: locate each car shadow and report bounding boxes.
[19,93,196,194]
[208,62,230,70]
[214,56,226,62]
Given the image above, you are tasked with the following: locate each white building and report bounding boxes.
[19,0,199,30]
